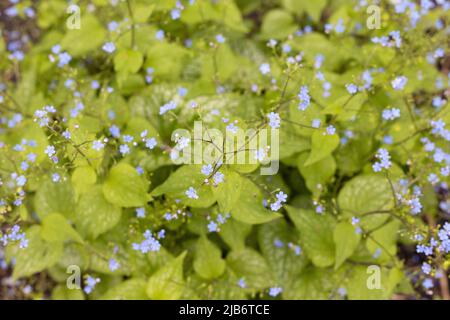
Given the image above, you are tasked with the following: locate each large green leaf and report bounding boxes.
[286,206,336,267]
[287,266,342,299]
[193,236,226,280]
[151,165,216,208]
[333,222,361,269]
[219,218,252,251]
[145,42,189,80]
[260,9,297,39]
[41,213,84,244]
[336,136,374,175]
[366,220,401,262]
[227,248,275,290]
[71,166,97,196]
[76,185,122,239]
[114,50,144,74]
[146,252,186,300]
[297,153,336,195]
[212,168,243,213]
[12,226,63,279]
[61,15,106,56]
[337,174,395,230]
[230,177,281,224]
[258,220,308,290]
[103,163,149,207]
[34,178,76,219]
[304,130,340,166]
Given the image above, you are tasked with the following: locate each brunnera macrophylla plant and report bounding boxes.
[0,0,449,300]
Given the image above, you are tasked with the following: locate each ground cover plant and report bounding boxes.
[0,0,449,300]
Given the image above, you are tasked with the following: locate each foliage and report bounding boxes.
[0,0,449,300]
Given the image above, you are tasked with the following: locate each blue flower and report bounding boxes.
[422,262,431,275]
[109,125,121,138]
[132,230,161,253]
[207,221,218,233]
[145,138,157,150]
[282,43,291,53]
[157,229,165,239]
[51,44,61,55]
[108,21,119,32]
[226,123,238,134]
[119,144,130,155]
[52,173,60,183]
[186,187,199,199]
[27,153,37,162]
[238,278,247,288]
[212,171,224,185]
[92,140,105,151]
[159,101,177,115]
[267,112,280,129]
[155,30,165,40]
[201,164,213,176]
[408,197,422,215]
[345,83,358,95]
[123,135,134,143]
[269,287,282,297]
[216,34,226,43]
[391,76,408,90]
[383,135,393,144]
[372,148,391,172]
[109,258,120,271]
[136,207,145,218]
[314,54,324,69]
[20,161,29,171]
[57,52,72,67]
[311,119,321,128]
[62,130,71,139]
[361,70,373,89]
[422,278,434,290]
[270,201,282,211]
[254,148,266,162]
[338,287,347,297]
[16,175,27,187]
[275,191,287,203]
[274,238,284,248]
[102,42,116,54]
[171,9,181,20]
[432,96,445,108]
[45,145,56,157]
[84,276,100,294]
[325,125,336,135]
[298,86,310,111]
[259,63,270,75]
[178,87,188,97]
[382,108,401,121]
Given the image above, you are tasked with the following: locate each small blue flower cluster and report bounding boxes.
[207,213,230,233]
[269,191,288,212]
[84,276,100,294]
[372,148,392,172]
[132,229,163,254]
[0,225,28,249]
